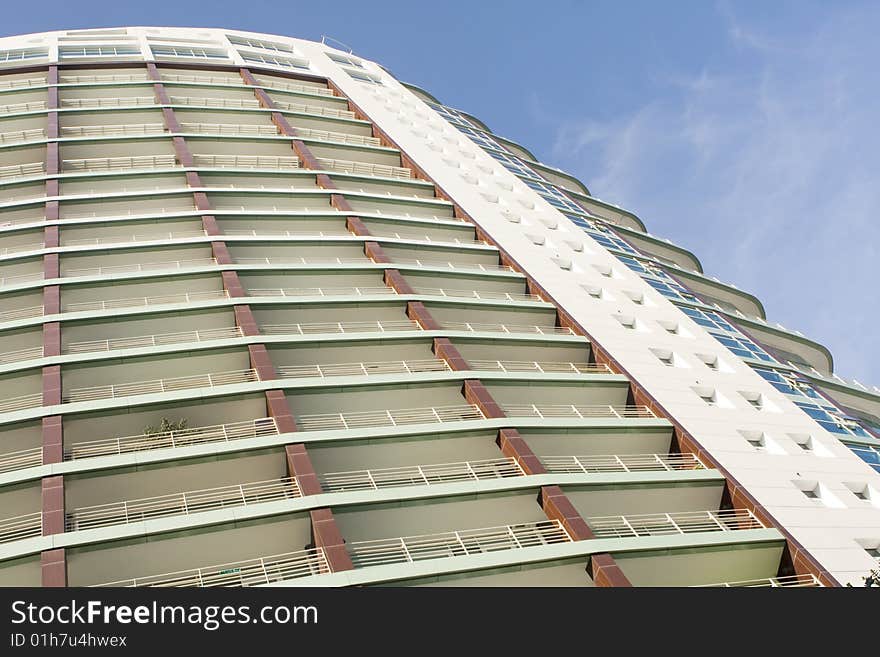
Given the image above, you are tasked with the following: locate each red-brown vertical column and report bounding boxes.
[41,65,66,586]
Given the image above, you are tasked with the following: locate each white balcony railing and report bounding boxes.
[64,290,228,313]
[0,162,45,180]
[0,271,43,287]
[63,368,259,403]
[0,305,44,322]
[504,404,657,420]
[276,359,450,381]
[294,127,380,147]
[541,453,706,474]
[59,124,166,138]
[59,73,149,84]
[316,157,410,179]
[0,393,43,414]
[92,547,330,587]
[440,322,574,336]
[469,360,611,375]
[0,445,42,474]
[63,229,207,247]
[160,72,250,86]
[191,154,300,170]
[412,287,543,303]
[64,257,217,278]
[261,320,420,335]
[65,476,302,532]
[259,79,335,97]
[320,457,524,493]
[272,99,355,119]
[65,326,244,355]
[179,122,279,136]
[695,574,822,587]
[0,241,44,256]
[168,96,260,109]
[0,345,44,364]
[0,512,42,545]
[0,76,46,89]
[248,286,395,298]
[60,97,155,108]
[0,128,46,145]
[66,417,279,461]
[392,259,512,273]
[296,404,485,432]
[62,155,178,172]
[348,520,572,569]
[585,509,765,539]
[0,100,48,113]
[235,256,368,267]
[221,228,349,238]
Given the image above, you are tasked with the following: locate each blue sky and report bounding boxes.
[5,0,878,384]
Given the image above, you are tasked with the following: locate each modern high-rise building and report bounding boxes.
[0,26,877,589]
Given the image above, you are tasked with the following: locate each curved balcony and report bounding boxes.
[191,154,300,170]
[294,127,380,147]
[0,271,43,287]
[62,155,178,173]
[64,257,217,279]
[64,229,207,248]
[271,99,355,120]
[319,457,524,493]
[0,512,42,545]
[65,290,229,313]
[0,100,47,114]
[504,404,656,420]
[296,404,484,432]
[257,79,335,97]
[0,305,43,322]
[0,242,44,256]
[179,122,279,137]
[585,509,764,538]
[92,547,330,587]
[59,73,149,84]
[261,319,420,335]
[391,259,512,274]
[65,417,279,461]
[347,520,572,569]
[65,326,245,355]
[0,446,42,474]
[541,453,706,473]
[0,76,46,90]
[248,286,395,298]
[440,322,574,336]
[276,359,450,380]
[0,162,44,181]
[59,124,166,138]
[65,476,302,532]
[62,368,259,404]
[0,393,42,414]
[0,346,43,365]
[694,574,821,587]
[469,360,610,375]
[167,95,260,110]
[316,157,410,179]
[60,97,154,108]
[411,287,543,303]
[0,128,46,145]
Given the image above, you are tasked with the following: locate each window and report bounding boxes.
[747,436,765,449]
[239,51,310,70]
[680,306,737,332]
[802,487,820,499]
[345,68,382,84]
[227,35,293,52]
[712,333,776,362]
[795,403,873,439]
[60,45,140,58]
[867,547,880,558]
[151,45,229,59]
[327,52,364,68]
[0,48,48,63]
[426,102,481,129]
[843,442,880,473]
[752,367,823,399]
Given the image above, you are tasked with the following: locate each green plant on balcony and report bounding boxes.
[846,567,880,587]
[143,417,188,437]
